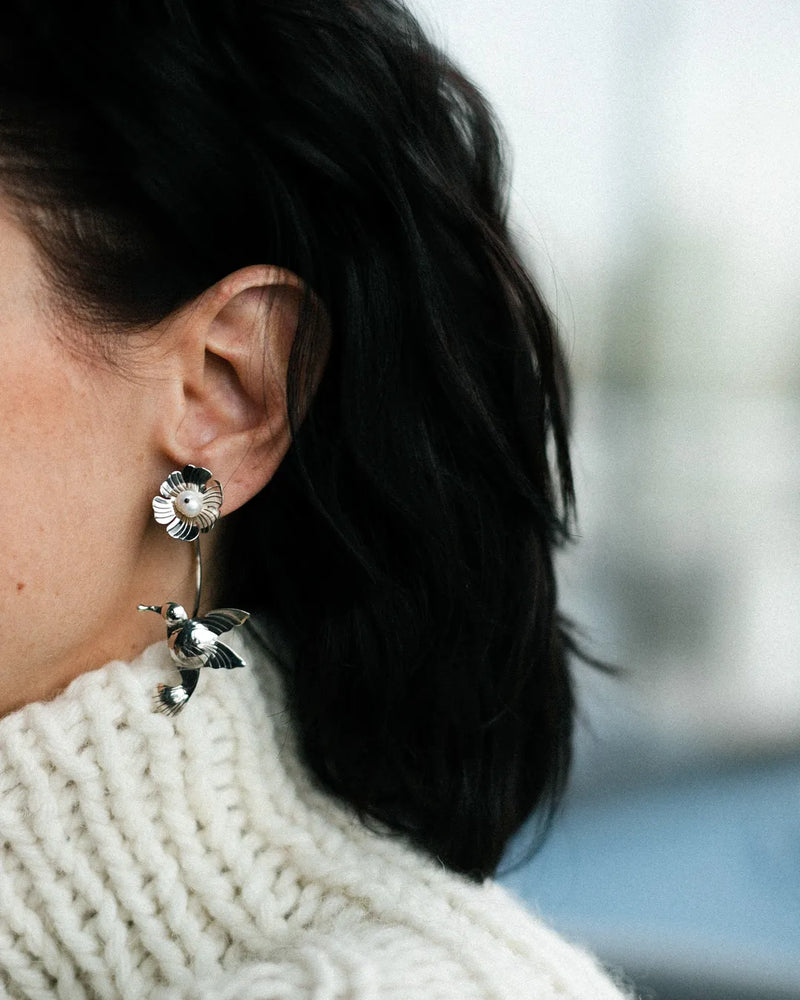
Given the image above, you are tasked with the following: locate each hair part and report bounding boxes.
[0,0,576,878]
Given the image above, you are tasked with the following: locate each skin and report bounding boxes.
[0,202,304,716]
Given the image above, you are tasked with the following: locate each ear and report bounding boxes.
[157,265,322,515]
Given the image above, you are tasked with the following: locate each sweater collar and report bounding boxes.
[0,624,316,992]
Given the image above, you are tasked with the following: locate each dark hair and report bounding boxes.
[0,0,575,879]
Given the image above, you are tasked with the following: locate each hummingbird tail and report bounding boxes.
[153,669,200,716]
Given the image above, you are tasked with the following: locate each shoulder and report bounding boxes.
[205,630,633,999]
[156,875,631,1000]
[162,892,632,1000]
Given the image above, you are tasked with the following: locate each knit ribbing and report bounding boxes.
[0,628,630,1000]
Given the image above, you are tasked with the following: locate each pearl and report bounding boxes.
[176,489,203,518]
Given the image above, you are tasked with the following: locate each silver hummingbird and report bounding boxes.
[137,602,250,714]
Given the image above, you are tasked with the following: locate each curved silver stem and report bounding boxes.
[192,538,202,618]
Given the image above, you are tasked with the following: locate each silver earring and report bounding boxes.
[138,464,250,715]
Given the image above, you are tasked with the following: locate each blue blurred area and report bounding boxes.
[499,754,800,1000]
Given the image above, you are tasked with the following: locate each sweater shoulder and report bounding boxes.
[161,899,632,1000]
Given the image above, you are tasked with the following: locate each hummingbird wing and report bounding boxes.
[197,609,250,636]
[205,641,246,671]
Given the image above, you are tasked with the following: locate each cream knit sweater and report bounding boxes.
[0,626,630,1000]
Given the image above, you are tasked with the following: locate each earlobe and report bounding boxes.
[159,266,318,516]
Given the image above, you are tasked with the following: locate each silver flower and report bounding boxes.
[152,465,223,541]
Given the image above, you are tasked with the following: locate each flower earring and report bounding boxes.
[152,465,223,541]
[138,464,250,715]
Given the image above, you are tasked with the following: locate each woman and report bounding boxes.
[0,1,630,997]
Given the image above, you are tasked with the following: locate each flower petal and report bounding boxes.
[194,507,219,531]
[167,517,199,542]
[152,496,176,524]
[203,482,223,508]
[163,470,187,496]
[183,465,212,488]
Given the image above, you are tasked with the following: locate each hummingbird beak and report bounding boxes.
[137,604,163,615]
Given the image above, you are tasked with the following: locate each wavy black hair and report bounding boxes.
[0,0,576,879]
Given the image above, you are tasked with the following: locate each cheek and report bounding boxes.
[0,218,165,686]
[0,360,152,663]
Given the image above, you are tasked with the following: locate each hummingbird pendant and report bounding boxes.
[138,602,250,715]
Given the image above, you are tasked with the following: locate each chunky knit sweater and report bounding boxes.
[0,626,630,1000]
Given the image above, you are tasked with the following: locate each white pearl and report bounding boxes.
[176,489,203,517]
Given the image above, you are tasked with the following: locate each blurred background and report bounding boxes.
[409,1,800,997]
